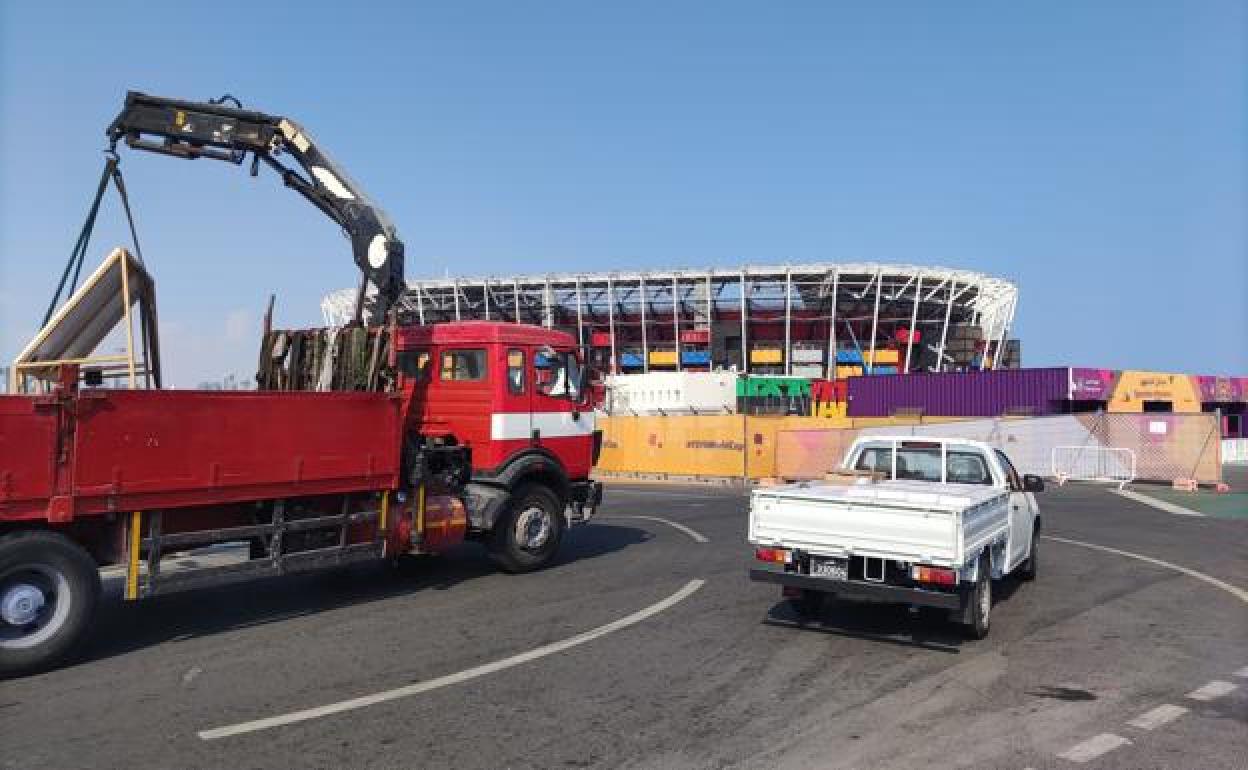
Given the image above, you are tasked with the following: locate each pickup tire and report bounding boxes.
[962,553,992,640]
[1018,523,1039,582]
[0,530,101,677]
[789,589,824,620]
[488,483,565,574]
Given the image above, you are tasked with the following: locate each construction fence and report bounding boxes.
[595,412,1224,484]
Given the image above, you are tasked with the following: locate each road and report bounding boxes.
[3,480,1245,769]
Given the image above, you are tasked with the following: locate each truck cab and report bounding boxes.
[393,321,603,571]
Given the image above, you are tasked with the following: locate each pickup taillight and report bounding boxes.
[755,547,790,564]
[912,565,957,586]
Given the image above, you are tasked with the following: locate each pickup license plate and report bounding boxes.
[810,557,848,580]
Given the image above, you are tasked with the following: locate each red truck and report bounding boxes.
[0,321,601,675]
[0,93,602,675]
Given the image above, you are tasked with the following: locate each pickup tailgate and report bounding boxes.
[749,481,1007,565]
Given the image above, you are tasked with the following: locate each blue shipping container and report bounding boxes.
[836,349,864,364]
[681,350,711,365]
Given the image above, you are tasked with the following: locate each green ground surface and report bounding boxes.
[1130,486,1248,519]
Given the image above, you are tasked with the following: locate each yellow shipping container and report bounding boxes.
[648,350,678,365]
[750,348,784,364]
[863,349,900,365]
[835,365,863,378]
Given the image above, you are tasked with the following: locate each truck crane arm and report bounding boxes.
[106,91,404,322]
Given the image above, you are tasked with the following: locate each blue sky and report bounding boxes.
[2,1,1244,386]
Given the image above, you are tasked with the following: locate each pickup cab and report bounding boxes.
[748,436,1044,638]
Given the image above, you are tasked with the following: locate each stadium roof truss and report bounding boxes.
[322,263,1018,374]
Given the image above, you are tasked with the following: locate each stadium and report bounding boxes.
[323,263,1020,378]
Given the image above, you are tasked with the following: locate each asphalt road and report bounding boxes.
[3,479,1245,769]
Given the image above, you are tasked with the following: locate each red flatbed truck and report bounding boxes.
[0,92,603,675]
[0,319,602,676]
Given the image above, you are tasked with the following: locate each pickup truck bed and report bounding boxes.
[749,480,1009,568]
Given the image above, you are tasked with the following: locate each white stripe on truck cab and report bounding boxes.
[490,411,596,441]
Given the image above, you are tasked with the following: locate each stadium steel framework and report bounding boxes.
[322,263,1019,376]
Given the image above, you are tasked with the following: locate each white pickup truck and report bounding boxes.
[748,436,1044,638]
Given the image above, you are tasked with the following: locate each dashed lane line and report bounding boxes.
[598,514,710,543]
[1042,535,1248,604]
[1112,488,1204,517]
[1057,733,1131,763]
[1127,704,1188,730]
[1186,681,1238,702]
[199,578,706,740]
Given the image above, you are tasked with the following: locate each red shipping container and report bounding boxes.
[679,329,710,344]
[591,331,612,346]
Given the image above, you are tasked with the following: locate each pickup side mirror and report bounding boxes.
[1022,474,1045,493]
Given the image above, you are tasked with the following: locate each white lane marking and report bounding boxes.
[1042,536,1248,604]
[1128,703,1187,730]
[1235,665,1248,678]
[1113,488,1204,517]
[1058,733,1131,763]
[598,515,710,543]
[199,578,705,740]
[1187,680,1238,701]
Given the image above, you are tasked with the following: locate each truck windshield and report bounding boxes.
[853,443,994,485]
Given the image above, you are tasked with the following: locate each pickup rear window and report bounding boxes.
[853,445,993,485]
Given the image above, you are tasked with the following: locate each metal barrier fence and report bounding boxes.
[595,411,1224,484]
[1051,446,1136,489]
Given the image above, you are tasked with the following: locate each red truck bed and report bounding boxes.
[0,389,403,522]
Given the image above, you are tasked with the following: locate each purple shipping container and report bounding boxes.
[846,367,1072,417]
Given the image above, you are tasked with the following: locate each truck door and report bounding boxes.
[532,347,595,481]
[994,449,1036,569]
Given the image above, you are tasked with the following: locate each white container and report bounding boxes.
[790,363,825,378]
[604,371,738,415]
[790,347,825,364]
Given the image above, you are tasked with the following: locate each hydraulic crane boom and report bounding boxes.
[107,91,404,322]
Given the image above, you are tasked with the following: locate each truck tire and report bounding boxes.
[488,483,565,574]
[1018,523,1039,582]
[962,553,992,640]
[789,589,824,620]
[0,531,101,677]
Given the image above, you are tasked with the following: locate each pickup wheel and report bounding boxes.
[962,554,992,640]
[0,531,101,677]
[488,483,565,574]
[789,590,824,620]
[1018,526,1039,582]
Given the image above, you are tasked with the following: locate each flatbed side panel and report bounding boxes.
[70,390,402,515]
[0,396,59,518]
[749,494,962,564]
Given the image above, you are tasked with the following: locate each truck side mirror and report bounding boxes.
[1023,474,1045,493]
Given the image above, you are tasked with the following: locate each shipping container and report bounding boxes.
[835,349,863,364]
[591,331,612,346]
[835,365,863,379]
[679,329,710,344]
[681,350,711,366]
[863,349,900,365]
[791,363,824,378]
[790,345,825,363]
[619,351,644,368]
[846,367,1072,417]
[750,346,784,364]
[649,350,679,366]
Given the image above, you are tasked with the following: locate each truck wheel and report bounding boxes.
[488,484,565,574]
[1018,524,1039,582]
[789,589,824,620]
[962,554,992,640]
[0,531,101,677]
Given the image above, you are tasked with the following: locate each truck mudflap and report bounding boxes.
[566,480,603,524]
[749,567,963,610]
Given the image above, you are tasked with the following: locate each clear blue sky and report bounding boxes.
[2,1,1244,386]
